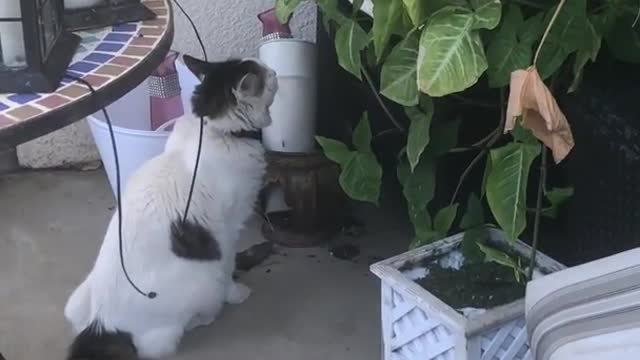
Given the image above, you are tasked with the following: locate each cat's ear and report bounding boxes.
[236,72,264,97]
[183,54,209,80]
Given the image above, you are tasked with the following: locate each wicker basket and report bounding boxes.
[370,231,565,360]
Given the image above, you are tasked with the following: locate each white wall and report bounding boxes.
[172,0,317,59]
[18,0,317,169]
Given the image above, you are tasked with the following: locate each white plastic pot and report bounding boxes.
[259,39,317,153]
[88,60,199,197]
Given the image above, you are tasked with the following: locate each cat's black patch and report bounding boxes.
[183,55,266,120]
[170,217,221,261]
[67,320,137,360]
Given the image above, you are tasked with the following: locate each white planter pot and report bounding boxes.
[370,230,565,360]
[258,39,317,153]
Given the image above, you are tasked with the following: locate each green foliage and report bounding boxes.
[275,0,639,283]
[486,142,541,242]
[372,0,404,60]
[380,32,420,106]
[477,243,527,283]
[316,114,382,205]
[486,5,537,88]
[405,96,434,171]
[535,0,589,79]
[275,0,302,23]
[334,19,370,79]
[417,6,492,97]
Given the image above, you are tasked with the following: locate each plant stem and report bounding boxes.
[528,146,547,280]
[361,68,405,131]
[449,89,506,205]
[373,128,403,140]
[533,0,567,66]
[448,127,500,153]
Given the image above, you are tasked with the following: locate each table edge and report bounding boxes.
[0,4,175,152]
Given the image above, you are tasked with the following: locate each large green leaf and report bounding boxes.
[339,151,383,204]
[486,5,531,88]
[397,158,410,187]
[536,0,588,79]
[405,97,434,172]
[486,142,541,241]
[335,19,370,79]
[410,207,432,236]
[353,113,372,153]
[316,136,352,165]
[426,0,471,16]
[373,0,404,60]
[403,156,437,217]
[434,203,459,234]
[519,12,545,46]
[380,32,420,106]
[402,0,429,26]
[470,0,502,30]
[417,7,488,97]
[275,0,302,23]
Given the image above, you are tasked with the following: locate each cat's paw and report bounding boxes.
[226,282,251,304]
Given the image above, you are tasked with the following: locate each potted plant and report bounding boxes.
[276,0,637,358]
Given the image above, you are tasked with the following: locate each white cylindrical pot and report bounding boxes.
[87,61,199,197]
[259,39,317,153]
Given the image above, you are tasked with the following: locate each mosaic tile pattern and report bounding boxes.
[0,0,171,132]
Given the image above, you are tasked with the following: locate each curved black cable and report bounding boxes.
[171,0,208,225]
[65,74,156,299]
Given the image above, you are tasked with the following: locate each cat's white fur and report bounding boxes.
[64,58,277,358]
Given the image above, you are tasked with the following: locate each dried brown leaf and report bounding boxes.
[505,66,574,163]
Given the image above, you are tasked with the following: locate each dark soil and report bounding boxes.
[415,259,526,310]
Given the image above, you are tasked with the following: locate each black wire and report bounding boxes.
[65,74,156,299]
[172,0,207,62]
[171,0,208,224]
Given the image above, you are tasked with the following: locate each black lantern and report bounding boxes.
[0,0,80,93]
[64,0,156,32]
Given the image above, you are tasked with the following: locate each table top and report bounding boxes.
[0,0,174,151]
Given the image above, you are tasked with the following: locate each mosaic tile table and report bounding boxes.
[0,0,174,151]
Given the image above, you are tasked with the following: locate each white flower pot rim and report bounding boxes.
[259,38,315,46]
[370,229,565,336]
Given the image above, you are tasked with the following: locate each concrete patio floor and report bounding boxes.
[0,170,409,360]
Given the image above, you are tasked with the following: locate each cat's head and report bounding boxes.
[182,55,278,132]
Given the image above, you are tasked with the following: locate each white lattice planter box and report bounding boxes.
[370,230,565,360]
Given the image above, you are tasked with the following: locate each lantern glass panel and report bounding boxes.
[38,0,62,60]
[0,1,27,70]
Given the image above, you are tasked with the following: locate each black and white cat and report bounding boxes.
[64,55,278,360]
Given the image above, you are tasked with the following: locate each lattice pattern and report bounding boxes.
[382,284,455,360]
[471,318,532,360]
[381,283,532,360]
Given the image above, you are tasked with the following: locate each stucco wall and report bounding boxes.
[172,0,317,58]
[18,0,317,169]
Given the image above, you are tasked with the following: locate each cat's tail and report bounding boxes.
[66,320,138,360]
